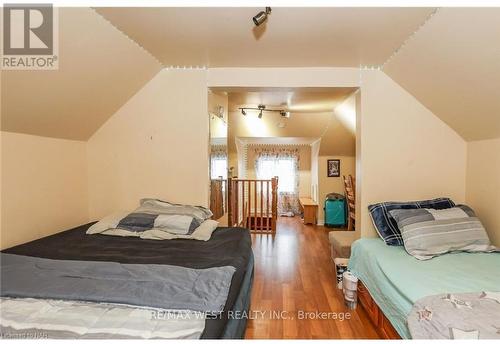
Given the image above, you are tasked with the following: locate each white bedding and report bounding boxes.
[139,219,219,241]
[0,297,205,339]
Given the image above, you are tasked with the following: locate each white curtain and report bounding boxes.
[254,147,300,215]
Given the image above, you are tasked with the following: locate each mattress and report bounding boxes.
[348,238,500,338]
[2,222,253,339]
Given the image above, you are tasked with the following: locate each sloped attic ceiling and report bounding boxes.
[226,88,357,156]
[1,8,162,141]
[91,7,499,142]
[95,7,436,67]
[3,7,497,142]
[384,8,500,141]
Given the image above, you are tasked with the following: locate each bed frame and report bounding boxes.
[357,281,401,339]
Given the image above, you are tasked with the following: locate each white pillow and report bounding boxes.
[100,228,141,237]
[86,211,130,235]
[390,205,497,260]
[97,219,219,241]
[140,220,219,241]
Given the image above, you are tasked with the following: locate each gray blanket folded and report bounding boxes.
[89,198,214,235]
[0,253,235,313]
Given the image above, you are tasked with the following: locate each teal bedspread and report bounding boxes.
[348,238,500,339]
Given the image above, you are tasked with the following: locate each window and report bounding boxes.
[211,158,227,179]
[256,157,296,193]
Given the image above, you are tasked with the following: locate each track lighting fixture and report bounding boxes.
[253,7,271,26]
[239,104,290,120]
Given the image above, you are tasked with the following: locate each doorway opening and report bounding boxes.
[208,87,359,232]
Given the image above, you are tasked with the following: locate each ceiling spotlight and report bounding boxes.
[258,110,263,119]
[253,7,271,26]
[280,110,291,118]
[241,109,246,116]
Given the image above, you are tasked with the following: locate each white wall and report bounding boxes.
[1,67,468,247]
[318,91,357,156]
[87,69,209,220]
[208,91,228,139]
[318,91,357,225]
[1,132,89,249]
[208,68,360,88]
[209,68,467,236]
[359,70,467,237]
[355,91,363,236]
[310,139,321,203]
[466,138,500,246]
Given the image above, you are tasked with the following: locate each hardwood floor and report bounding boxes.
[245,217,380,339]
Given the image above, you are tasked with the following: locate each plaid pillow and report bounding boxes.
[368,198,456,246]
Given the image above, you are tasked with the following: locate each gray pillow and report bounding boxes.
[389,205,497,260]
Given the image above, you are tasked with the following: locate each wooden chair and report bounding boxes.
[343,175,356,231]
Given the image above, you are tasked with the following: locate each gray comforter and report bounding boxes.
[408,291,500,339]
[110,198,213,235]
[0,253,235,313]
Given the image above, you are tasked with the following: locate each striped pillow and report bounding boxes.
[389,205,497,260]
[368,198,456,246]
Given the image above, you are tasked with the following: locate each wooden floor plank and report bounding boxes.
[245,217,380,339]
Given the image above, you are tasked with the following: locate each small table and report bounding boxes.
[299,197,318,225]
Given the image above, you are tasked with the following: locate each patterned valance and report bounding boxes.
[210,144,227,159]
[252,146,300,161]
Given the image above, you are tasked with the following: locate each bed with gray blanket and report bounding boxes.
[0,223,253,339]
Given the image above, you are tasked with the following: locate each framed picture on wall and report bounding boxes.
[327,159,340,177]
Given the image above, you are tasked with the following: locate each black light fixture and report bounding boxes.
[253,7,271,26]
[239,104,290,120]
[258,104,265,119]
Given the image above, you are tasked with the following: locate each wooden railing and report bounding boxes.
[210,178,227,220]
[227,177,278,233]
